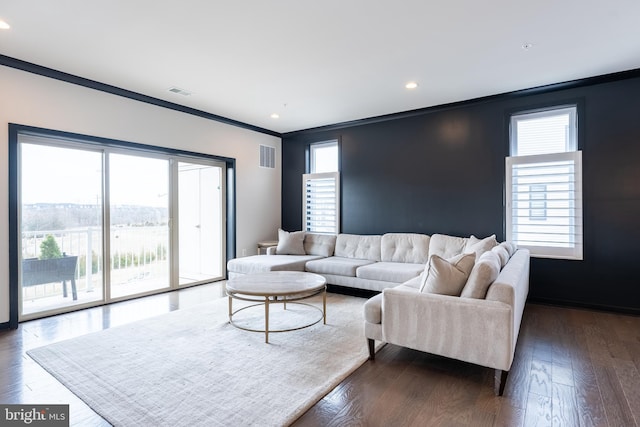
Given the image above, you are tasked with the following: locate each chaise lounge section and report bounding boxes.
[227,231,335,278]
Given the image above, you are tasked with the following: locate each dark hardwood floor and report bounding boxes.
[1,282,639,426]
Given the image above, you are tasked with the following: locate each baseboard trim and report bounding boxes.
[528,297,640,316]
[0,320,13,330]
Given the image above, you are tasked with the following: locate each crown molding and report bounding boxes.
[0,54,281,138]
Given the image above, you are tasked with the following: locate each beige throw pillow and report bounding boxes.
[464,234,498,258]
[276,229,306,255]
[420,252,476,296]
[461,251,501,299]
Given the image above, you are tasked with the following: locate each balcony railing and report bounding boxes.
[21,226,168,301]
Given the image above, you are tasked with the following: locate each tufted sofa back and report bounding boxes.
[381,233,431,264]
[428,233,470,259]
[334,234,382,261]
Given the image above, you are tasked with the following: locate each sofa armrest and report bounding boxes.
[382,287,514,371]
[485,248,529,358]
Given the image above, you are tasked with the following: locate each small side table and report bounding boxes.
[257,240,278,255]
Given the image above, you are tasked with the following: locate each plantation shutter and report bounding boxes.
[302,172,340,234]
[506,151,583,259]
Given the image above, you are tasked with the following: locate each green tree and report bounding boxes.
[39,234,62,259]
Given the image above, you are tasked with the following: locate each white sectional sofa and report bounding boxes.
[228,232,431,292]
[227,230,530,395]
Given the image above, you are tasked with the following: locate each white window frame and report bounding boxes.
[506,105,583,260]
[510,106,577,156]
[304,140,340,234]
[310,140,338,174]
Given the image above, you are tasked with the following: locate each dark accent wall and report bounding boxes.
[282,73,640,313]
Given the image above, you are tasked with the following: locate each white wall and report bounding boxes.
[0,65,282,324]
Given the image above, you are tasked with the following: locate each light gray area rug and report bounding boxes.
[28,293,378,427]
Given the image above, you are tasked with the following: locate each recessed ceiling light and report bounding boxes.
[0,20,10,30]
[405,82,419,89]
[522,42,533,50]
[270,113,280,119]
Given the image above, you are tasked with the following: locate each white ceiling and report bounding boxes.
[1,1,639,134]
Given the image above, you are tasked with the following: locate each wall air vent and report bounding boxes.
[260,145,276,169]
[167,86,192,96]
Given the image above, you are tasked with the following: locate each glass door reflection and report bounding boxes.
[109,153,170,298]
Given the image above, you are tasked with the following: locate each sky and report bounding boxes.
[21,143,169,208]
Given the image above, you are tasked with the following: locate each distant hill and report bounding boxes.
[22,203,169,231]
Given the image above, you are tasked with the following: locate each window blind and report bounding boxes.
[302,172,340,234]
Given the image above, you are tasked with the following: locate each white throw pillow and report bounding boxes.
[464,234,498,258]
[304,233,337,257]
[276,229,306,255]
[501,241,518,257]
[420,252,476,296]
[491,245,509,268]
[461,251,501,299]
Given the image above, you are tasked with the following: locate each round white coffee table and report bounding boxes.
[226,271,327,343]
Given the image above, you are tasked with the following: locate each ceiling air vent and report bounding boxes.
[167,86,192,96]
[260,145,276,169]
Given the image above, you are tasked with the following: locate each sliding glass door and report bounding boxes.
[20,141,104,316]
[177,161,225,285]
[18,133,227,320]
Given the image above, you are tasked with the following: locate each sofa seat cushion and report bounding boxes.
[391,283,421,294]
[356,262,425,283]
[227,254,323,274]
[401,275,422,289]
[305,256,375,277]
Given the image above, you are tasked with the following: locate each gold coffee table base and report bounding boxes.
[226,272,327,343]
[228,294,326,343]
